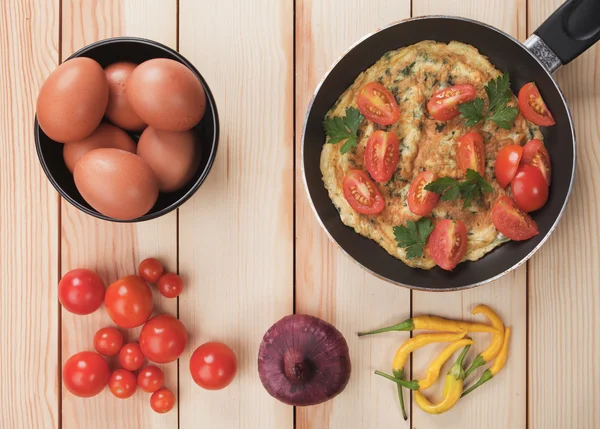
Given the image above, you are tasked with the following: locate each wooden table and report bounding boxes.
[1,0,598,428]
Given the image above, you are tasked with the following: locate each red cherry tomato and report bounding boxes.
[139,314,188,364]
[150,388,176,414]
[407,171,440,216]
[491,196,539,241]
[62,351,110,398]
[427,84,476,121]
[58,268,105,315]
[119,342,145,371]
[522,139,551,186]
[428,219,468,271]
[137,365,165,393]
[104,275,153,328]
[495,144,524,188]
[108,369,137,399]
[511,164,549,212]
[93,327,124,356]
[158,273,183,298]
[457,131,485,176]
[356,82,400,125]
[518,82,555,126]
[139,258,164,283]
[342,170,385,215]
[189,342,238,390]
[364,130,400,183]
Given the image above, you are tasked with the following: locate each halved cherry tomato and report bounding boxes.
[365,131,399,183]
[457,131,485,175]
[491,196,539,240]
[407,171,440,216]
[427,219,468,271]
[495,145,524,188]
[427,84,476,121]
[93,327,124,356]
[518,82,555,126]
[356,82,400,125]
[522,139,551,186]
[109,369,137,399]
[150,388,176,414]
[342,170,385,215]
[511,164,549,212]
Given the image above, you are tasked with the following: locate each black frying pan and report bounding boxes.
[302,0,600,291]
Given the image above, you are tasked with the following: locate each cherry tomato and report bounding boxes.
[427,84,476,121]
[158,273,183,298]
[62,351,110,398]
[342,170,385,215]
[511,164,549,212]
[491,196,539,241]
[407,171,440,216]
[457,131,485,175]
[119,342,145,371]
[356,82,400,125]
[150,388,176,414]
[58,268,105,315]
[522,139,551,186]
[137,365,165,393]
[139,258,164,283]
[428,219,468,271]
[189,342,238,390]
[364,130,400,183]
[108,369,137,399]
[495,145,524,188]
[139,314,188,364]
[105,275,153,328]
[93,327,124,356]
[518,82,555,126]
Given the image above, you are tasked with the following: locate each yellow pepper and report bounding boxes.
[418,338,474,390]
[414,343,471,414]
[464,305,505,378]
[357,315,500,337]
[462,327,511,397]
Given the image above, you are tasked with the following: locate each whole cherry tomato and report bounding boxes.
[189,342,237,390]
[119,342,145,371]
[137,365,165,393]
[157,273,183,298]
[93,327,124,356]
[58,268,105,315]
[139,314,188,364]
[139,258,164,283]
[62,351,110,398]
[150,388,176,413]
[511,164,549,212]
[105,275,153,328]
[108,369,137,399]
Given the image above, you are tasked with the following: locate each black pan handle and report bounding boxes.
[531,0,600,70]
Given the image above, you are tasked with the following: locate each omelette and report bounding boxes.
[320,40,544,269]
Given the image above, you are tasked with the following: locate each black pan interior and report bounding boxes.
[302,17,574,290]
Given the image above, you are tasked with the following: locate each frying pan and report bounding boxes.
[302,0,600,291]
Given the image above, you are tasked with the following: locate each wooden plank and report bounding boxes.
[411,2,527,429]
[528,1,600,428]
[0,1,60,428]
[295,1,412,428]
[60,1,178,428]
[177,1,294,428]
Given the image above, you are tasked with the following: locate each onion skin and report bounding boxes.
[258,314,351,406]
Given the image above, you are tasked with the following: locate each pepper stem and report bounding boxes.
[357,319,414,336]
[393,369,408,421]
[461,368,494,397]
[374,370,420,390]
[464,353,486,379]
[448,343,471,380]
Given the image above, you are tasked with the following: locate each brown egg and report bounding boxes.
[74,148,159,220]
[37,57,108,143]
[63,123,137,172]
[104,62,146,131]
[137,127,200,192]
[127,58,206,132]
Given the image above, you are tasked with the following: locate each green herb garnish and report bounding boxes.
[401,62,416,76]
[425,169,494,208]
[458,73,519,129]
[393,218,434,259]
[323,107,365,154]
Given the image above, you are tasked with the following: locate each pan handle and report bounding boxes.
[526,0,600,73]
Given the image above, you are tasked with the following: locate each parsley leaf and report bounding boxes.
[393,218,434,259]
[488,105,519,130]
[458,98,485,127]
[485,73,513,114]
[322,107,365,154]
[424,169,493,208]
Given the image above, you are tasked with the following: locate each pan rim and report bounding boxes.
[300,15,576,291]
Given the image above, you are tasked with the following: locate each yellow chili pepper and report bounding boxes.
[415,344,471,414]
[464,305,505,378]
[462,327,511,397]
[357,315,500,337]
[418,338,474,390]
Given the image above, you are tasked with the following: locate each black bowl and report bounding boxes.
[35,37,219,222]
